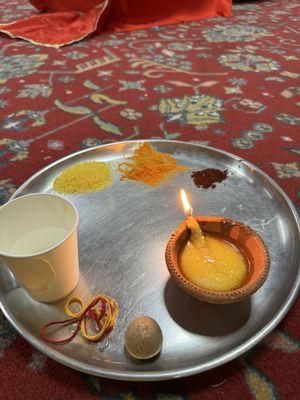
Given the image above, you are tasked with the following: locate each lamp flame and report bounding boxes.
[180,189,193,216]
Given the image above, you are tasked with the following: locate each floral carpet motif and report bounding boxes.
[0,0,299,398]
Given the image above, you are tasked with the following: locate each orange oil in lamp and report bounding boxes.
[179,190,248,292]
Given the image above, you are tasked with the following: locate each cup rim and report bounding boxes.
[0,193,79,259]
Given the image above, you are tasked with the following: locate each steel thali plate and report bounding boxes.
[0,140,299,381]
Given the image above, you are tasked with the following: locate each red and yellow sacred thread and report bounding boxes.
[41,294,118,344]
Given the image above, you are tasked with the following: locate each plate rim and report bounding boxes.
[1,139,299,381]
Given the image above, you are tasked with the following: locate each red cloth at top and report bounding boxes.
[106,0,232,31]
[28,0,102,12]
[0,0,232,47]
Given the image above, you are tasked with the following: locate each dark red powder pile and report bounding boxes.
[191,169,228,189]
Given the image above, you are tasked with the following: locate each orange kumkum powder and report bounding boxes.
[118,143,188,186]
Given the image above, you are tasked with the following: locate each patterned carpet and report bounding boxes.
[0,0,299,398]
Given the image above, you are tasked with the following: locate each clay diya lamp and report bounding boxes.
[165,191,270,304]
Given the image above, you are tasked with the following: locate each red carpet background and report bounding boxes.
[0,0,299,398]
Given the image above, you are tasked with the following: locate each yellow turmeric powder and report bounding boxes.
[118,143,188,186]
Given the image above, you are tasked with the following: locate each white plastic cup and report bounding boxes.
[0,193,79,303]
